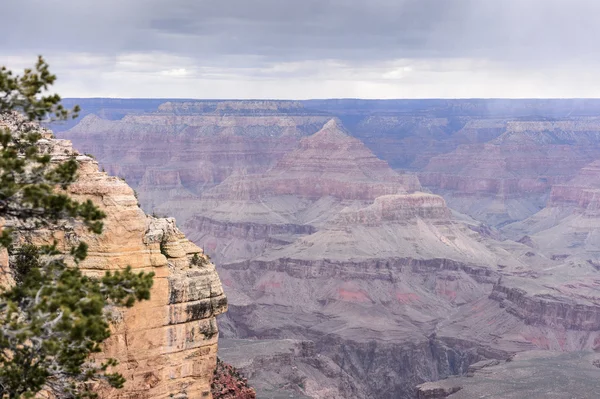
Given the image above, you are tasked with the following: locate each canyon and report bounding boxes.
[54,99,600,398]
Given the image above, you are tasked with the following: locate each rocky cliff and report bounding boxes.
[1,116,228,399]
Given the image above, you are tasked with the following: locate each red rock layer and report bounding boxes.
[420,119,600,198]
[549,160,600,209]
[211,358,257,399]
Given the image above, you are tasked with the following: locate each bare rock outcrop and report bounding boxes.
[72,156,228,399]
[1,116,228,399]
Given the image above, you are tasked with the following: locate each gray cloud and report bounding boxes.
[1,0,599,97]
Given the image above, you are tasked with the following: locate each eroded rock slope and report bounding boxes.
[54,100,600,398]
[181,120,547,398]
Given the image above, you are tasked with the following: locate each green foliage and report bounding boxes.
[0,63,104,246]
[0,56,80,122]
[0,248,154,398]
[0,58,155,398]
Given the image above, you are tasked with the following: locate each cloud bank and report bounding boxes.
[1,0,599,98]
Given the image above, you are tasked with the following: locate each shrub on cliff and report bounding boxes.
[211,358,257,399]
[0,57,154,398]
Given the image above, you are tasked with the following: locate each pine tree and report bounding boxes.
[0,57,154,398]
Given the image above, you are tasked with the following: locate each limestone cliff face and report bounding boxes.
[12,130,228,399]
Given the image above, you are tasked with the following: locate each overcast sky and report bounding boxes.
[1,0,599,99]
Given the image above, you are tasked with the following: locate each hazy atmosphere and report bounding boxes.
[2,0,599,98]
[5,1,600,399]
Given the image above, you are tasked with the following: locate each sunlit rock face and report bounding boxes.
[67,148,228,399]
[0,114,228,399]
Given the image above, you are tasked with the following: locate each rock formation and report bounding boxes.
[416,351,600,398]
[419,119,600,226]
[58,99,600,230]
[52,99,600,398]
[1,115,228,399]
[184,119,421,264]
[59,101,333,214]
[186,119,600,398]
[178,120,548,398]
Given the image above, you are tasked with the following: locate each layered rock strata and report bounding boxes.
[419,119,600,226]
[183,119,421,264]
[548,160,600,208]
[1,115,228,399]
[59,101,333,214]
[182,120,550,398]
[52,100,600,398]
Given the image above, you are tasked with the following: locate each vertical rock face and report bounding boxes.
[0,118,228,399]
